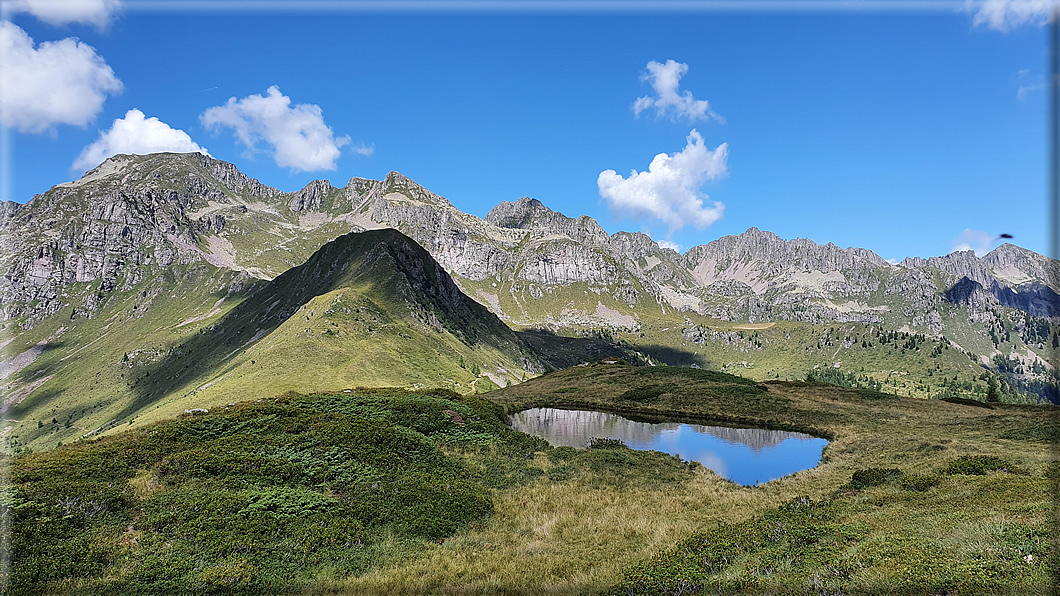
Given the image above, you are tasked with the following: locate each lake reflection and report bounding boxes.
[508,407,828,486]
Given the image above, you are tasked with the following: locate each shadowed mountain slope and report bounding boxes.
[3,228,558,450]
[112,227,546,426]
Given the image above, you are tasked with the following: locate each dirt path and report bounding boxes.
[733,322,776,330]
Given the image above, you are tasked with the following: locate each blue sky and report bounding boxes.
[0,1,1052,262]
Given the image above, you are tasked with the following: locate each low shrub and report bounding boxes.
[10,388,509,592]
[615,497,857,595]
[847,468,903,489]
[899,474,942,492]
[586,437,626,450]
[943,455,1012,476]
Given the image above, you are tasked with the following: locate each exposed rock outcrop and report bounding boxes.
[3,152,1057,342]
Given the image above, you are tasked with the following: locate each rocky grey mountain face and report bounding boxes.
[2,153,1056,395]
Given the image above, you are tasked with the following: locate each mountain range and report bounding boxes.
[2,152,1056,452]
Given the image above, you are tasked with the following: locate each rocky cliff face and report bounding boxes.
[1,156,215,323]
[487,197,610,246]
[3,151,1057,352]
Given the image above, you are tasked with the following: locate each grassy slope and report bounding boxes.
[5,388,522,593]
[346,364,1055,594]
[1,263,251,454]
[5,363,1055,593]
[1,229,538,453]
[614,315,1041,403]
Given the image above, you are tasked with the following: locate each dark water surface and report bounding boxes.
[508,407,828,486]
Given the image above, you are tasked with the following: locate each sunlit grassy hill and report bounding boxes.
[2,229,549,453]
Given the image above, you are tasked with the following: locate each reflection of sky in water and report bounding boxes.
[509,408,828,486]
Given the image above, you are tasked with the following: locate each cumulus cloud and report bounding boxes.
[200,85,355,172]
[969,0,1056,32]
[951,228,995,257]
[633,60,722,123]
[0,21,122,133]
[598,129,727,233]
[657,239,682,252]
[6,0,120,29]
[73,108,207,171]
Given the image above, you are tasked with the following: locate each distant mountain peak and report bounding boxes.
[485,196,609,246]
[378,170,452,207]
[486,196,565,230]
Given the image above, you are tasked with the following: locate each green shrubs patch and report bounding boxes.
[614,491,1049,595]
[6,388,524,593]
[619,383,677,402]
[616,497,861,595]
[943,455,1013,476]
[847,467,904,489]
[898,474,942,492]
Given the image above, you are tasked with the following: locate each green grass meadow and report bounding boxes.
[4,363,1056,594]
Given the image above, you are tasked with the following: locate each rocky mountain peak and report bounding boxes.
[56,153,139,188]
[486,197,558,230]
[686,227,889,273]
[288,179,334,212]
[982,242,1060,293]
[1,201,18,221]
[485,197,609,245]
[983,243,1051,273]
[608,231,664,260]
[379,171,451,207]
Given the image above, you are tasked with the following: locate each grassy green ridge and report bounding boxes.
[3,228,556,453]
[116,228,539,414]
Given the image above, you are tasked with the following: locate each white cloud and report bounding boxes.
[73,108,208,171]
[598,129,727,233]
[0,21,122,133]
[657,239,682,252]
[951,228,995,257]
[969,0,1056,32]
[6,0,120,29]
[1016,68,1047,100]
[350,142,374,157]
[200,85,354,172]
[633,60,722,123]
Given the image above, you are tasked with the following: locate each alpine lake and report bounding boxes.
[508,407,829,486]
